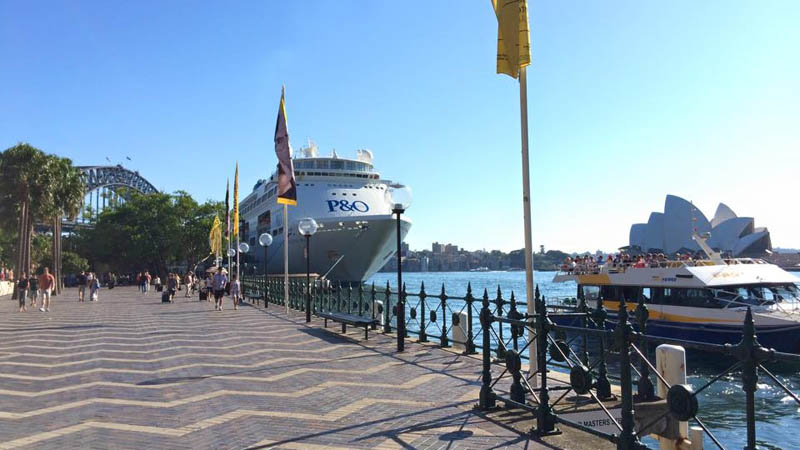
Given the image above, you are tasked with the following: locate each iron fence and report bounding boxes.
[238,275,800,450]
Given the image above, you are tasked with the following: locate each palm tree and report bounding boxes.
[44,156,85,294]
[0,144,52,296]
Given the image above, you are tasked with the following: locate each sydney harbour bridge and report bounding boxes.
[65,165,159,230]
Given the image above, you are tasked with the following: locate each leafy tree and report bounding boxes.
[76,192,223,276]
[61,251,89,274]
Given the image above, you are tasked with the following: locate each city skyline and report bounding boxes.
[2,1,799,253]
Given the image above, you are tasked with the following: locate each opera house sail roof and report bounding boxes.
[629,195,771,257]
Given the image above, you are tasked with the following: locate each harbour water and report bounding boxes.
[368,270,800,450]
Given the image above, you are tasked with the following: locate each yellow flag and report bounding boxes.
[492,0,531,79]
[233,162,239,237]
[209,215,222,258]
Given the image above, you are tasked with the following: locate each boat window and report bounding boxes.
[641,288,651,302]
[316,160,330,169]
[657,288,721,308]
[581,285,600,302]
[600,285,617,301]
[330,160,344,169]
[621,286,639,302]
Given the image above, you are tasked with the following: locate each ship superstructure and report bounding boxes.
[238,144,410,283]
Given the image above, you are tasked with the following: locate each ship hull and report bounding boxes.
[246,215,411,284]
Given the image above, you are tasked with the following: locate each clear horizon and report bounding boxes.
[2,1,798,253]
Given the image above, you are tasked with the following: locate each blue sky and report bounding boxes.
[2,1,798,253]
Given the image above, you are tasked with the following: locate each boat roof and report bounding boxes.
[553,259,800,288]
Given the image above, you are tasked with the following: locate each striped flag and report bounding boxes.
[233,162,239,237]
[274,86,297,206]
[492,0,531,79]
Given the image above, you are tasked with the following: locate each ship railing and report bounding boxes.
[237,275,800,450]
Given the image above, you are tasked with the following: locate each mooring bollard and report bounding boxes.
[656,344,688,450]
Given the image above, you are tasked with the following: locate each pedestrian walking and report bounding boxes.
[77,271,87,302]
[230,274,240,310]
[167,273,178,302]
[29,272,39,310]
[184,273,193,298]
[89,274,100,301]
[38,267,55,312]
[17,273,29,312]
[144,271,151,295]
[212,268,228,311]
[204,275,213,302]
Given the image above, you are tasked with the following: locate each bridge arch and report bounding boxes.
[74,165,159,225]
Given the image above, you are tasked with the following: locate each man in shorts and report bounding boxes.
[77,271,87,302]
[38,267,55,312]
[212,268,228,311]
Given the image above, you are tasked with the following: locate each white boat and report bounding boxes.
[238,143,411,283]
[552,234,800,353]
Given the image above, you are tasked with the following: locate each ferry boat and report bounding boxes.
[238,143,411,283]
[552,234,800,354]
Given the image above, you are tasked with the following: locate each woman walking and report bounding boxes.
[28,271,39,310]
[17,273,29,312]
[230,274,240,310]
[89,273,100,301]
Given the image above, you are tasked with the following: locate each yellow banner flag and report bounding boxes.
[209,215,222,258]
[492,0,531,79]
[233,162,239,237]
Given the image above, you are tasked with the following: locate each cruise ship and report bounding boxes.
[238,143,411,283]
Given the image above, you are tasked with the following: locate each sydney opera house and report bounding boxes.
[628,195,771,257]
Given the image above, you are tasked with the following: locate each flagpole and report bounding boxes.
[236,235,240,280]
[283,203,289,315]
[518,66,537,381]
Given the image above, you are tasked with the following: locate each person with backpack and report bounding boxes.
[77,271,87,302]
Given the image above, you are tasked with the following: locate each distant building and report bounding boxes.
[432,242,443,254]
[444,244,458,255]
[629,195,771,257]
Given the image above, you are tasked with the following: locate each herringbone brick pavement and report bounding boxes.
[0,286,575,449]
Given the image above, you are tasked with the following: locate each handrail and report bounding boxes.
[238,275,800,450]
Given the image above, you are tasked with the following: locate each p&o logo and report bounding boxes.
[327,200,369,213]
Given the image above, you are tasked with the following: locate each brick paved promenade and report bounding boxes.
[0,286,600,449]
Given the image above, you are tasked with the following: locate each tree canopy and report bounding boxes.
[74,191,224,275]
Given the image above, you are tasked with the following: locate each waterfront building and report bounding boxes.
[629,195,771,257]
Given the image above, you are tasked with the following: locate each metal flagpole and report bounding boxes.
[519,66,537,382]
[236,235,240,280]
[283,203,289,314]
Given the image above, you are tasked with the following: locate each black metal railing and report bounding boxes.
[238,275,800,450]
[479,287,800,450]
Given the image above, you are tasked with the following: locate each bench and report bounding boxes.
[317,312,378,340]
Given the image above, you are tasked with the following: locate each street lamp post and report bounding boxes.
[259,233,273,308]
[386,184,412,352]
[298,218,319,323]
